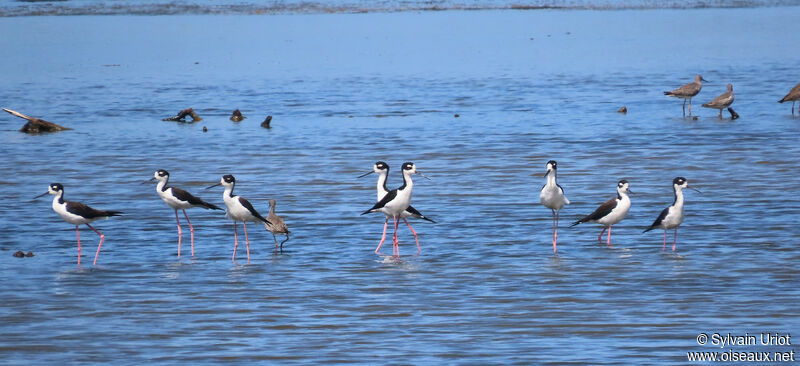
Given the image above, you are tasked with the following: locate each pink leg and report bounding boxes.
[662,230,667,251]
[672,228,678,252]
[75,226,82,268]
[183,210,194,256]
[598,227,607,242]
[403,218,421,255]
[607,225,612,246]
[374,218,389,254]
[243,222,251,263]
[174,210,182,259]
[86,223,104,266]
[392,216,400,257]
[552,209,557,254]
[232,221,239,261]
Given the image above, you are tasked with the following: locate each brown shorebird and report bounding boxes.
[778,83,800,116]
[664,74,708,117]
[264,199,290,251]
[702,83,734,119]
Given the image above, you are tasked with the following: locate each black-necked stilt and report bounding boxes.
[206,175,271,262]
[264,199,290,252]
[358,161,435,255]
[570,179,632,246]
[778,82,800,116]
[35,183,121,267]
[540,160,569,254]
[643,177,700,251]
[149,169,222,258]
[361,162,429,257]
[664,74,708,117]
[702,83,734,119]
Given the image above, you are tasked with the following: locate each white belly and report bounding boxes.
[158,188,191,210]
[660,206,684,229]
[540,185,568,210]
[224,196,260,222]
[53,202,92,225]
[596,199,630,226]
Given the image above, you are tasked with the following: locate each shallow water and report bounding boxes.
[1,6,800,365]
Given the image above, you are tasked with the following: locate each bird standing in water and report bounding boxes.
[540,160,569,254]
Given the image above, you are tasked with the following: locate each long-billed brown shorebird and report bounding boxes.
[778,83,800,116]
[664,74,707,117]
[702,83,734,119]
[264,199,290,252]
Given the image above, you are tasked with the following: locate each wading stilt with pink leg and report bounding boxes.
[35,183,121,267]
[540,160,569,254]
[643,177,700,251]
[358,161,434,256]
[149,169,221,258]
[570,180,632,247]
[361,162,431,257]
[207,175,270,263]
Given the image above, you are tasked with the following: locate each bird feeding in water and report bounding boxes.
[358,161,435,255]
[149,169,222,258]
[361,162,430,257]
[778,82,800,116]
[263,199,290,252]
[570,180,632,246]
[35,183,122,267]
[702,83,735,119]
[643,177,700,251]
[664,74,708,117]
[207,175,271,263]
[540,160,569,254]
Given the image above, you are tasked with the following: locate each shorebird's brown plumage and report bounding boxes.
[664,74,707,117]
[778,83,800,116]
[264,199,290,251]
[702,83,734,118]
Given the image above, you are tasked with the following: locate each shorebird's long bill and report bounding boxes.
[33,191,48,199]
[418,171,432,180]
[543,170,550,178]
[701,77,709,82]
[205,183,222,189]
[627,189,634,194]
[141,177,156,185]
[688,186,701,193]
[357,171,374,178]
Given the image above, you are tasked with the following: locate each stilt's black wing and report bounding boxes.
[643,207,669,233]
[361,189,397,215]
[237,196,270,224]
[571,197,616,227]
[405,205,435,223]
[66,201,122,219]
[172,187,221,210]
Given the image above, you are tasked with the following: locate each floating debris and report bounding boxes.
[3,107,72,133]
[261,115,273,128]
[162,108,202,123]
[202,126,208,132]
[454,113,460,118]
[728,107,739,120]
[230,109,245,122]
[26,251,34,257]
[617,106,627,113]
[13,251,24,258]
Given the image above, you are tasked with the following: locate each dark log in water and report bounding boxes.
[261,115,273,128]
[162,108,202,122]
[3,108,72,133]
[728,107,739,120]
[230,109,245,122]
